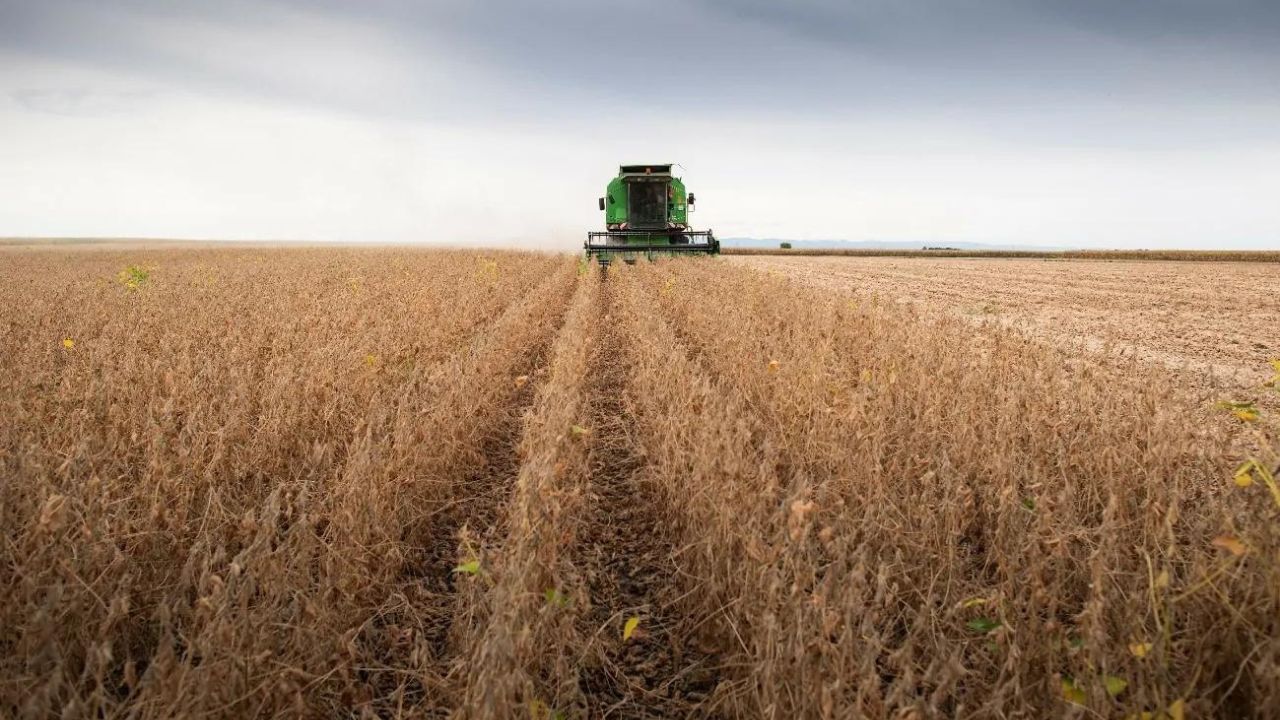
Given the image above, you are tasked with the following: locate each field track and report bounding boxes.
[574,283,720,716]
[2,247,1277,719]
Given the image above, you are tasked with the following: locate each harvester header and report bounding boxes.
[585,164,718,264]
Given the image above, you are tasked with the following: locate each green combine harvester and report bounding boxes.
[585,164,718,265]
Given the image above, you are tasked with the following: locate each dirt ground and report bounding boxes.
[729,255,1280,395]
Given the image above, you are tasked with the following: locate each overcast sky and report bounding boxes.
[1,0,1278,249]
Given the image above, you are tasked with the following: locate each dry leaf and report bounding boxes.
[1211,535,1247,556]
[1128,641,1152,658]
[623,616,640,642]
[39,494,68,531]
[1233,464,1255,487]
[1232,407,1259,422]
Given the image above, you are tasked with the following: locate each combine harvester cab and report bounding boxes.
[585,164,719,265]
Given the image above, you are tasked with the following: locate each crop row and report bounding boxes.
[0,248,574,717]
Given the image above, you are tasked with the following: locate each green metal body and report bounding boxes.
[586,164,717,264]
[603,174,688,226]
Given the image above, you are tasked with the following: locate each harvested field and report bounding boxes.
[722,247,1280,262]
[730,255,1280,392]
[2,246,1278,719]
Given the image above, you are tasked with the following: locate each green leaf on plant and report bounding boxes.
[1062,676,1086,704]
[117,265,151,291]
[1105,675,1129,697]
[1216,400,1260,422]
[966,617,1000,634]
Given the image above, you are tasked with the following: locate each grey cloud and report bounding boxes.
[702,0,1280,46]
[0,0,459,120]
[1041,0,1280,44]
[694,0,1280,102]
[2,0,1278,135]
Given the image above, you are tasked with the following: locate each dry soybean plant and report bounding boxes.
[1,247,1274,719]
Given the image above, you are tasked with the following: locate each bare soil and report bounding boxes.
[575,284,720,718]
